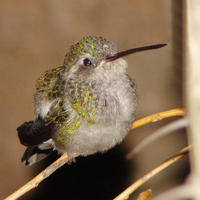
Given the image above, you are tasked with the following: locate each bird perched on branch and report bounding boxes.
[17,36,166,165]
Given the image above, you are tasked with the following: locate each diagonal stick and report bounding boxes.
[131,108,185,130]
[4,153,70,200]
[113,146,190,200]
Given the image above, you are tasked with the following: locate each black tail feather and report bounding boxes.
[17,116,56,146]
[22,146,55,165]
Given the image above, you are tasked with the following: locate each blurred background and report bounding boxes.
[0,0,188,199]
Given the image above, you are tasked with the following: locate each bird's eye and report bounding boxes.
[83,58,92,67]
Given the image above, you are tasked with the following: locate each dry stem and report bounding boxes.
[114,146,190,200]
[131,108,185,130]
[127,118,188,158]
[4,153,70,200]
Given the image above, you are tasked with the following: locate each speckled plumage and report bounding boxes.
[64,36,117,69]
[19,36,137,164]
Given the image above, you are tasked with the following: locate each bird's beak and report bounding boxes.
[106,43,167,62]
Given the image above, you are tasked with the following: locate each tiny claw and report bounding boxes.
[67,157,76,165]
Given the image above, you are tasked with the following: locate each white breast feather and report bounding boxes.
[39,100,55,119]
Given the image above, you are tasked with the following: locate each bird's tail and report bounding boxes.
[17,116,57,165]
[21,140,56,165]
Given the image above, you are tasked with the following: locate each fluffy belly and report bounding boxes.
[54,120,132,156]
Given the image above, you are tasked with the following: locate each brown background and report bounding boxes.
[0,0,188,199]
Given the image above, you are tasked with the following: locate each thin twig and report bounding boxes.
[4,153,71,200]
[127,118,188,158]
[113,146,190,200]
[131,108,185,130]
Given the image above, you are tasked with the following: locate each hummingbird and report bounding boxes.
[17,36,166,165]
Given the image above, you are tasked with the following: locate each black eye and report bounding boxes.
[83,58,92,67]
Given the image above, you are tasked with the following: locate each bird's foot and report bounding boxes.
[65,153,77,165]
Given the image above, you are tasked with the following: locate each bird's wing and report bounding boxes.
[34,66,68,120]
[35,66,64,100]
[17,66,66,146]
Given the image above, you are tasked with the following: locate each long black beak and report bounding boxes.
[106,43,167,62]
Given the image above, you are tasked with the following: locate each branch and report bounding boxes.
[131,108,185,130]
[127,118,188,158]
[4,153,71,200]
[113,146,190,200]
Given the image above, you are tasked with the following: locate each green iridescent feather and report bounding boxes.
[35,66,98,147]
